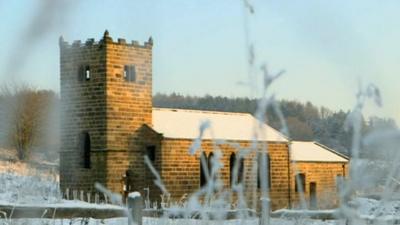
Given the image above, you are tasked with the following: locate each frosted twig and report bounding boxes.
[40,209,48,219]
[189,120,210,155]
[260,64,285,94]
[0,211,7,220]
[52,207,57,225]
[94,183,122,205]
[270,98,289,137]
[144,155,170,196]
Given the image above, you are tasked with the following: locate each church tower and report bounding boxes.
[59,31,154,194]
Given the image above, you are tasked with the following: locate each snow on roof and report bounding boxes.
[152,108,288,142]
[290,141,349,162]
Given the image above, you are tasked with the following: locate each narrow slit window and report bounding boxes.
[85,66,91,80]
[124,65,136,82]
[78,65,90,81]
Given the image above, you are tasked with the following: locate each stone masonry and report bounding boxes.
[59,31,348,210]
[159,139,290,210]
[290,162,348,209]
[59,31,154,195]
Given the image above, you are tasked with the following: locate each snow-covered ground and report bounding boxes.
[0,167,343,225]
[1,218,348,225]
[1,160,399,224]
[0,172,59,204]
[349,197,400,220]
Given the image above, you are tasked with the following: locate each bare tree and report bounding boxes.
[0,84,56,160]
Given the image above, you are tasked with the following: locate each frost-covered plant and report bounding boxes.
[0,172,60,204]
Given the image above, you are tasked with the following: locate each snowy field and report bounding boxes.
[0,167,343,225]
[0,218,348,225]
[0,173,59,205]
[1,161,400,224]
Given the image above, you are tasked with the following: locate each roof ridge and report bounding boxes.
[313,142,350,160]
[291,141,312,143]
[152,107,251,116]
[152,107,289,142]
[290,141,349,162]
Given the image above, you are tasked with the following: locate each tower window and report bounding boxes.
[79,132,91,169]
[85,66,91,80]
[124,65,136,82]
[78,65,91,81]
[146,145,156,162]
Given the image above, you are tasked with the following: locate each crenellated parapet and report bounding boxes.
[59,30,153,49]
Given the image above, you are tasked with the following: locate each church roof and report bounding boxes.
[290,141,349,162]
[152,108,289,142]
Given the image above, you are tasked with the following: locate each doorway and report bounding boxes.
[309,182,317,209]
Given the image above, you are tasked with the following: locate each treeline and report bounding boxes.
[0,87,397,161]
[153,93,398,155]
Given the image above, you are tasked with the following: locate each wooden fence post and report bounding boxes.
[259,197,270,225]
[128,192,143,225]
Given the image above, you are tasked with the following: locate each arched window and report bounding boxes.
[257,153,271,189]
[229,153,236,186]
[200,152,207,187]
[79,132,91,169]
[208,152,214,174]
[229,152,245,185]
[238,157,245,183]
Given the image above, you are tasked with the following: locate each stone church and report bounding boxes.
[59,31,348,210]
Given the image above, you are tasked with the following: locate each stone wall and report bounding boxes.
[290,161,348,209]
[59,31,154,194]
[102,32,153,194]
[59,32,348,210]
[157,138,290,210]
[59,34,108,191]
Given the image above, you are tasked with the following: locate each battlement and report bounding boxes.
[59,30,153,49]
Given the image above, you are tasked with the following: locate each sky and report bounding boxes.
[0,0,399,123]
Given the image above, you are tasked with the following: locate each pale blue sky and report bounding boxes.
[0,1,399,123]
